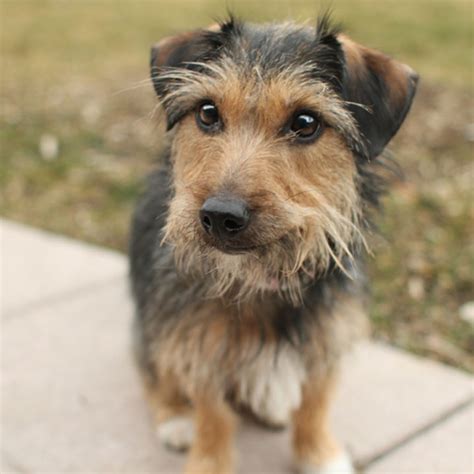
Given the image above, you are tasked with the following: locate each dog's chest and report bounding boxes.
[234,345,307,427]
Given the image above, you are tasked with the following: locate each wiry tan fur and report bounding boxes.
[148,292,367,402]
[293,373,345,471]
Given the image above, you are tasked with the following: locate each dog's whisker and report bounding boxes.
[110,79,155,97]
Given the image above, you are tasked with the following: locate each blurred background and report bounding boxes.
[1,0,473,371]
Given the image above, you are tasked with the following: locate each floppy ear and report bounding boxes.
[338,35,418,159]
[150,24,222,97]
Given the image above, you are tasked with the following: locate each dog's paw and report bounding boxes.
[297,452,354,474]
[156,416,194,452]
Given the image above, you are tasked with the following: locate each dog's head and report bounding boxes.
[150,16,418,303]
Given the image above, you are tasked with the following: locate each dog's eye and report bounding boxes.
[196,102,220,132]
[290,112,324,142]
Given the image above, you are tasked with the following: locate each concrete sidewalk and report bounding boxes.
[1,219,473,473]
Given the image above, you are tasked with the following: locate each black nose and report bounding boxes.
[199,196,250,240]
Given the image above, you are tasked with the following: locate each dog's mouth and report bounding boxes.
[202,230,292,256]
[208,240,261,255]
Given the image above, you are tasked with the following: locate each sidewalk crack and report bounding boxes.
[360,396,474,470]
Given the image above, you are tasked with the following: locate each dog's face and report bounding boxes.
[150,18,418,303]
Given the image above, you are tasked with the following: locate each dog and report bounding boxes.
[129,14,418,474]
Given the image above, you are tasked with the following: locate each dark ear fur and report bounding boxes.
[149,21,236,97]
[150,28,213,97]
[338,34,418,159]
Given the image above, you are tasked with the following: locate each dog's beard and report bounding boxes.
[162,193,366,306]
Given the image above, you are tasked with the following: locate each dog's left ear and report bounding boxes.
[150,24,223,97]
[337,35,419,159]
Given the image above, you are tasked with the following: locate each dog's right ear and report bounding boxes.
[150,24,222,97]
[337,34,418,159]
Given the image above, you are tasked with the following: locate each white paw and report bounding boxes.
[298,452,354,474]
[156,416,194,451]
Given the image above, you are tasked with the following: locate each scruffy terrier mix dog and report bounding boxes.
[129,15,418,474]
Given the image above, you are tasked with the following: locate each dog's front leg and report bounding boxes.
[184,392,237,474]
[292,372,353,474]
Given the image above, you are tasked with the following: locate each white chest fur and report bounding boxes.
[235,345,307,427]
